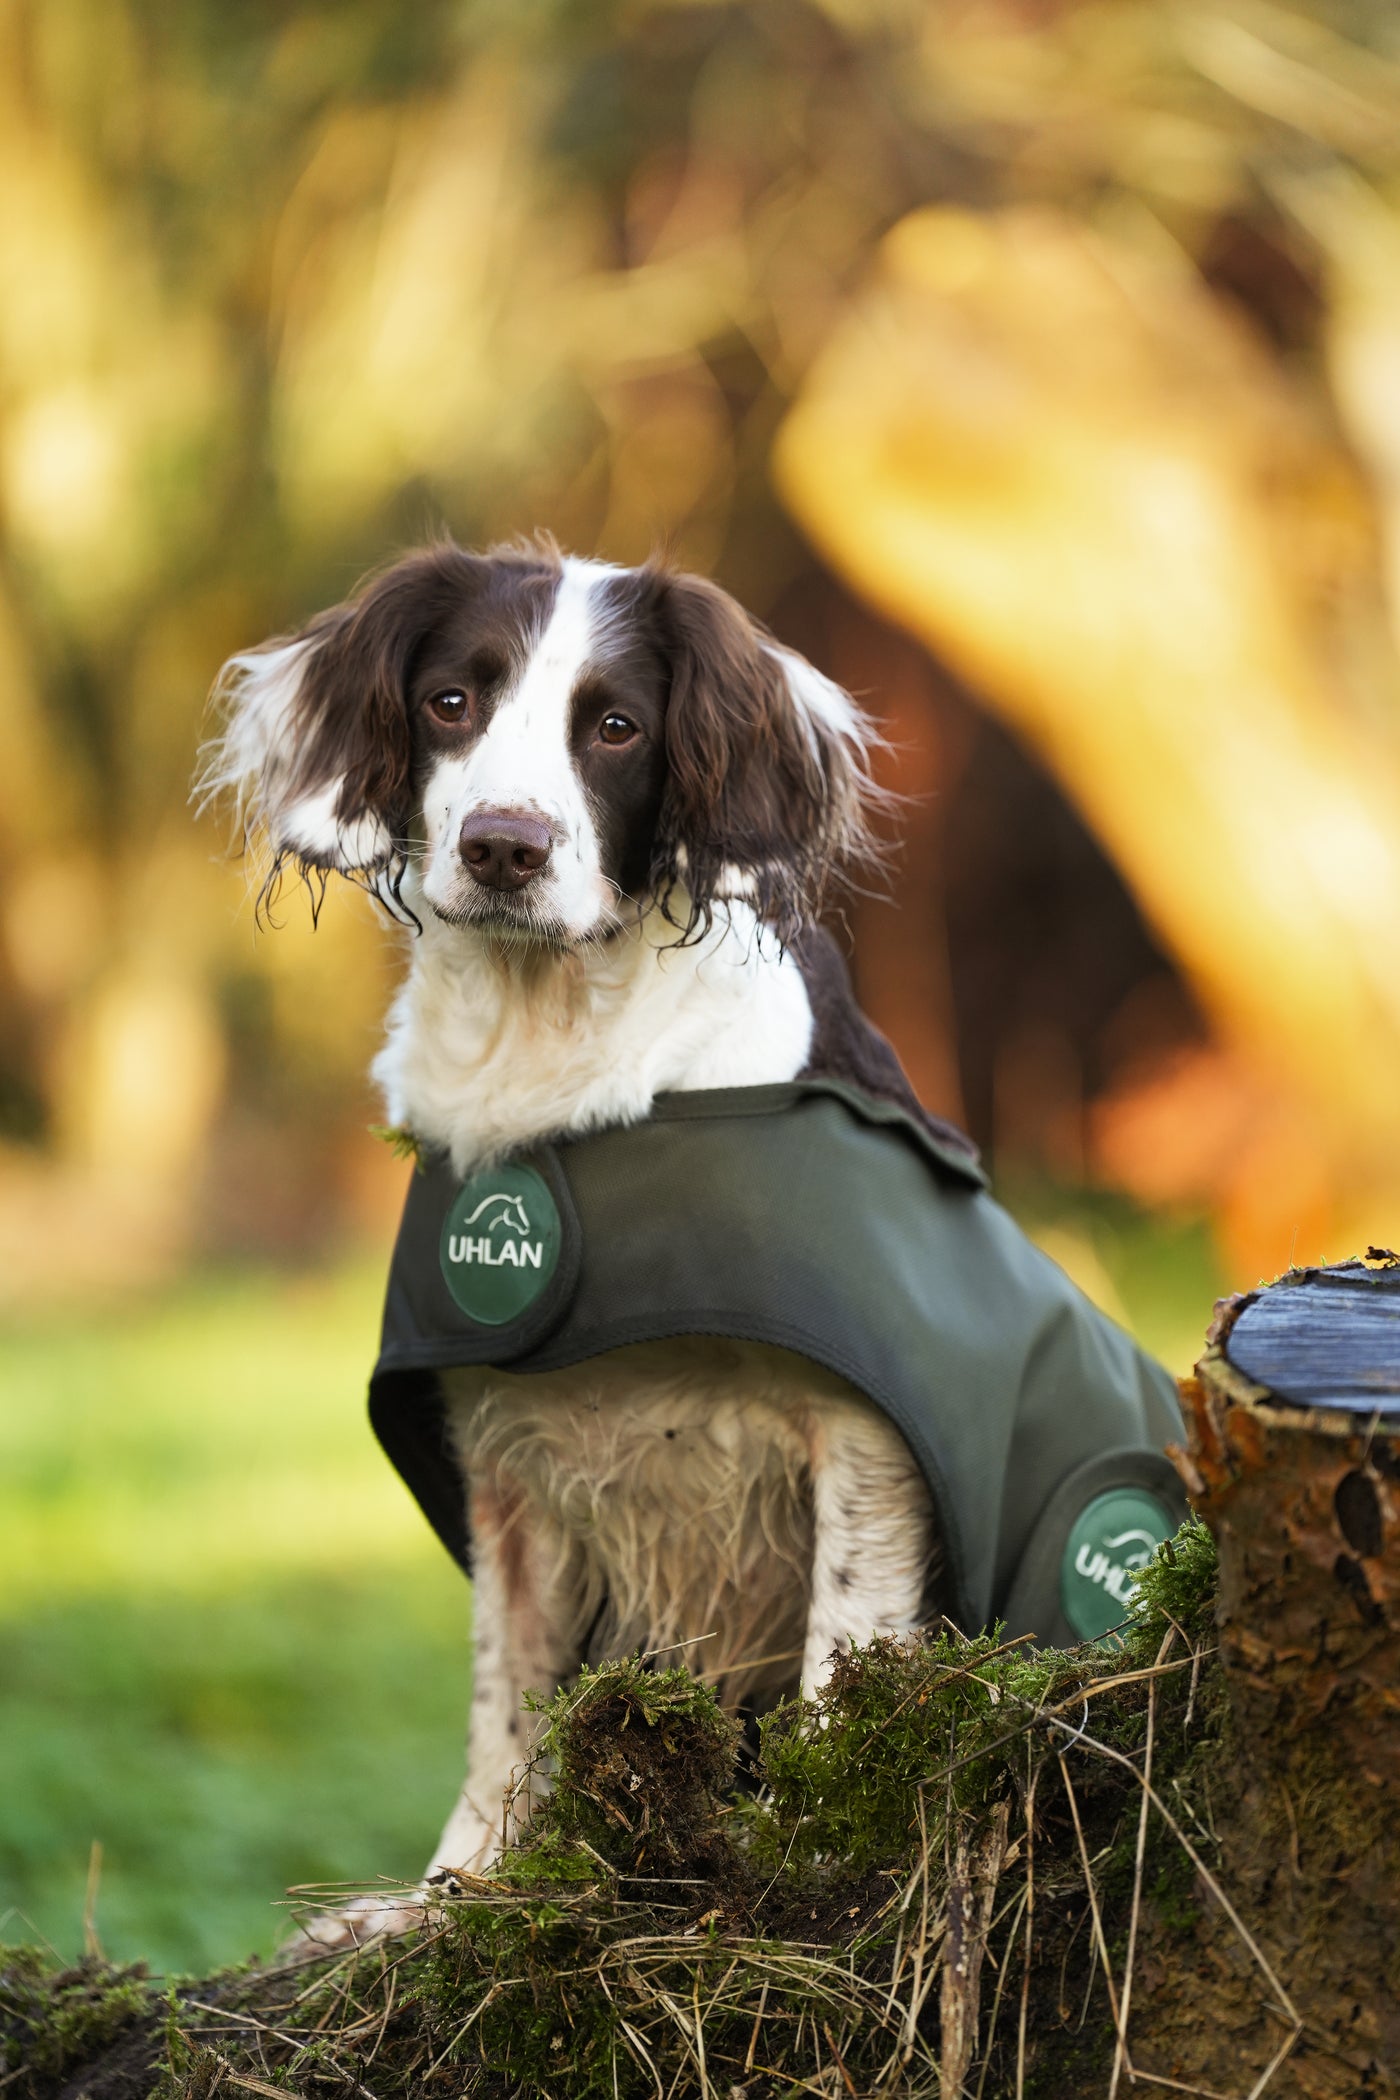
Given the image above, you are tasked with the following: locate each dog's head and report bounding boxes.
[202,541,880,947]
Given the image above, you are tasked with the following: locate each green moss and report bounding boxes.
[0,1947,151,2099]
[1127,1515,1218,1656]
[756,1626,1069,1876]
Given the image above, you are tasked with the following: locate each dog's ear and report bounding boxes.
[648,570,880,942]
[200,547,476,897]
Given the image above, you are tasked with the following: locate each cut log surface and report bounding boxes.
[1226,1260,1400,1411]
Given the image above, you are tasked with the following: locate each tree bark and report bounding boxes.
[1179,1251,1400,1793]
[1150,1250,1400,2093]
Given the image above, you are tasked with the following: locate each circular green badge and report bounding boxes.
[1061,1488,1175,1643]
[439,1162,562,1327]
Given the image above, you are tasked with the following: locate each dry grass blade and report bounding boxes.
[182,2003,302,2053]
[1050,1716,1304,2064]
[618,2009,666,2099]
[1243,2023,1302,2100]
[423,1978,517,2078]
[974,1883,1028,2100]
[82,1843,104,1964]
[691,1968,710,2099]
[744,1977,770,2073]
[214,2062,303,2100]
[1015,1766,1039,2100]
[1055,1748,1125,2049]
[902,1785,941,2064]
[1130,2071,1236,2100]
[1110,1631,1172,2098]
[823,2020,860,2097]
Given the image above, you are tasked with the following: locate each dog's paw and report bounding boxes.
[281,1891,430,1959]
[280,1864,502,1960]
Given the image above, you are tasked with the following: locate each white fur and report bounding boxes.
[763,641,866,755]
[374,893,816,1172]
[281,784,395,869]
[200,637,398,872]
[419,559,624,939]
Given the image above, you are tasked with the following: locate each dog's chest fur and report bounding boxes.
[373,897,815,1175]
[441,1339,939,1712]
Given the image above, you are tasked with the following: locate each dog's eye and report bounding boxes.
[598,713,638,746]
[428,691,469,725]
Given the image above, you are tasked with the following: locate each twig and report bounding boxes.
[823,2021,860,2098]
[1015,1764,1039,2100]
[744,1979,769,2073]
[1055,1754,1125,2046]
[941,1800,1012,2099]
[1110,1629,1173,2097]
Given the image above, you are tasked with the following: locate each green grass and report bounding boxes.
[0,1200,1219,1981]
[0,1578,468,1975]
[0,1258,471,1975]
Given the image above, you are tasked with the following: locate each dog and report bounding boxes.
[204,538,1181,1939]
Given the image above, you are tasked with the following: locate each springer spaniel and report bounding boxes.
[205,540,946,1927]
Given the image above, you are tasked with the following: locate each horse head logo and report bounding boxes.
[462,1190,531,1236]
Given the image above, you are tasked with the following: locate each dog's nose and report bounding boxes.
[459,809,553,890]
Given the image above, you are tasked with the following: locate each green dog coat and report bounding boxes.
[369,1076,1186,1648]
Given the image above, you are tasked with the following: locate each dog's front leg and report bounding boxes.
[800,1400,936,1696]
[429,1472,581,1879]
[288,1477,577,1955]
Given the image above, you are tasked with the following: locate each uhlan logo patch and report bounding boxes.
[447,1191,544,1269]
[1061,1487,1176,1643]
[440,1163,561,1325]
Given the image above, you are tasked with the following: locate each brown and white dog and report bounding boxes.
[205,540,946,1931]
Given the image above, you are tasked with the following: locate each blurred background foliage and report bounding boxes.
[4,0,1400,1970]
[5,0,1400,1292]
